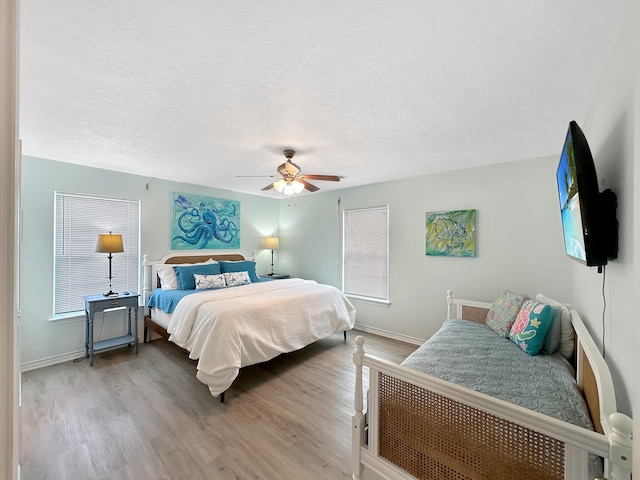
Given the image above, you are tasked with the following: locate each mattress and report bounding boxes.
[149,307,171,329]
[153,278,356,396]
[401,319,593,428]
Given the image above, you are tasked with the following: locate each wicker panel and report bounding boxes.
[378,373,564,480]
[460,306,489,324]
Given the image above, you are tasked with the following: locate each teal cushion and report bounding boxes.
[485,290,526,338]
[219,260,259,283]
[540,305,562,354]
[509,299,554,355]
[174,263,222,290]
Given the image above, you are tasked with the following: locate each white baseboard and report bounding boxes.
[20,335,145,372]
[353,323,424,346]
[20,350,84,372]
[21,328,419,372]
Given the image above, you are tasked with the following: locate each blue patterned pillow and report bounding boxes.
[509,299,554,355]
[223,271,251,287]
[174,263,222,290]
[194,273,226,290]
[485,290,526,338]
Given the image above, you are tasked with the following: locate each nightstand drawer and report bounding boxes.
[84,293,138,313]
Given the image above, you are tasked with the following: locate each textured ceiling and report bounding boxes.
[19,0,626,196]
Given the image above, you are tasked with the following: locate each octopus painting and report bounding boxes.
[170,192,240,250]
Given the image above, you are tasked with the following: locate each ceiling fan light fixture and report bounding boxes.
[292,180,304,194]
[273,179,287,193]
[280,179,304,195]
[281,180,304,196]
[251,148,341,194]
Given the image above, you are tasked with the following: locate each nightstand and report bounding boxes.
[81,292,139,366]
[266,274,290,279]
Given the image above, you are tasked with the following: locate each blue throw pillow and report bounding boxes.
[540,305,562,354]
[219,260,259,283]
[509,299,554,355]
[174,263,222,290]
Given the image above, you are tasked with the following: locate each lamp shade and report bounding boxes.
[273,179,287,193]
[263,236,279,250]
[96,232,124,253]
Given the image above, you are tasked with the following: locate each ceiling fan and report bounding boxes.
[239,149,342,195]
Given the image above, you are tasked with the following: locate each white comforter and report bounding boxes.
[167,278,356,396]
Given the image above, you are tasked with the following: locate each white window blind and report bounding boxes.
[54,193,140,315]
[343,206,389,301]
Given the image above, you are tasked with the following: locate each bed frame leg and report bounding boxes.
[344,330,347,342]
[143,325,149,343]
[220,391,225,404]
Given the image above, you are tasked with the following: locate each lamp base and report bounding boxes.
[104,291,119,297]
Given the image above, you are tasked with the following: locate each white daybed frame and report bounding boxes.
[352,291,633,480]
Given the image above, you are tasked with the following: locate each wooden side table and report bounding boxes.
[80,292,139,366]
[266,274,290,279]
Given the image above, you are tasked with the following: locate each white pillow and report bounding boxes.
[194,273,226,290]
[223,271,251,287]
[535,293,574,359]
[156,259,216,290]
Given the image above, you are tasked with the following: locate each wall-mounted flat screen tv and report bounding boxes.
[556,121,617,271]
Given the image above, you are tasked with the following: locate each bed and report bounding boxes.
[352,290,633,480]
[143,252,356,401]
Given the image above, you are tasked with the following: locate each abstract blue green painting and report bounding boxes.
[425,209,476,257]
[171,192,240,250]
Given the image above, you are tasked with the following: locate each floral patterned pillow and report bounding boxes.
[509,299,554,355]
[485,290,526,338]
[194,273,226,290]
[223,271,252,287]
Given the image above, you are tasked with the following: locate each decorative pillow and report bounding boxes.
[156,259,216,290]
[535,293,574,359]
[223,271,251,287]
[194,273,226,290]
[485,290,527,338]
[174,263,222,290]
[219,260,259,283]
[539,305,562,354]
[509,299,554,355]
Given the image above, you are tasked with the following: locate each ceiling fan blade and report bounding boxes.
[261,183,275,191]
[302,174,341,182]
[236,175,275,178]
[299,179,319,192]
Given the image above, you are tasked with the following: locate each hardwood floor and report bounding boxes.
[20,330,416,480]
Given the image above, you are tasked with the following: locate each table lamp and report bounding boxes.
[96,231,124,296]
[262,236,279,276]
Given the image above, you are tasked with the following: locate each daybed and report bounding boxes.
[352,290,633,480]
[143,252,356,401]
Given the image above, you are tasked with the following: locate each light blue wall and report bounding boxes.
[573,0,638,420]
[20,156,280,368]
[279,156,574,343]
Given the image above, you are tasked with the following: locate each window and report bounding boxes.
[342,206,389,302]
[54,193,140,316]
